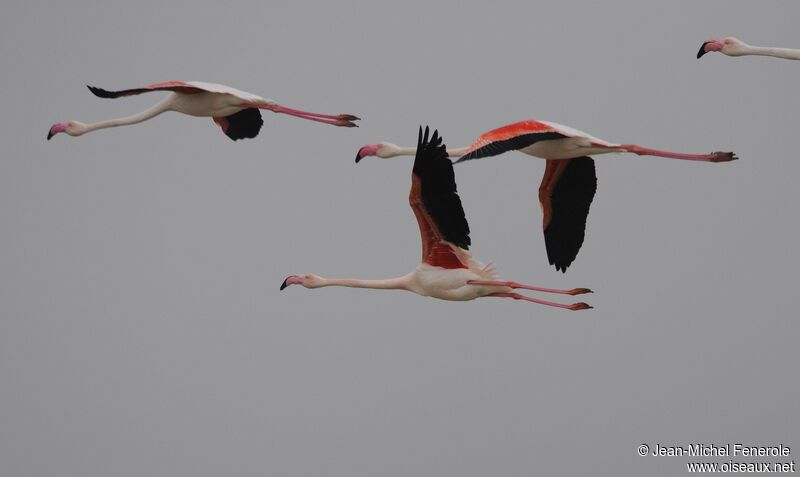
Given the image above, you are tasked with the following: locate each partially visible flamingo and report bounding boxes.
[282,126,592,311]
[47,81,359,141]
[698,37,800,60]
[356,120,737,272]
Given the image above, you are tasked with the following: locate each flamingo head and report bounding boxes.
[697,37,747,58]
[47,121,86,140]
[355,142,400,163]
[280,274,323,290]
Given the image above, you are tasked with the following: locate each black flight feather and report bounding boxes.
[413,126,471,249]
[543,157,597,272]
[221,108,263,141]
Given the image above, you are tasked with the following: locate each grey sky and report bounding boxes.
[1,1,798,475]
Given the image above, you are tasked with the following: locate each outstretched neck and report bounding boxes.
[384,146,420,158]
[317,274,413,291]
[445,146,470,158]
[78,96,174,135]
[386,146,469,158]
[745,45,800,60]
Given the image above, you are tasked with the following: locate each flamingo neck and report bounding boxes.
[78,97,173,135]
[386,146,469,158]
[317,275,413,291]
[445,146,470,158]
[384,146,419,158]
[744,45,800,60]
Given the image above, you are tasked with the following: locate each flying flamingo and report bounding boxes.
[697,37,800,60]
[356,120,737,272]
[47,81,359,141]
[281,126,592,311]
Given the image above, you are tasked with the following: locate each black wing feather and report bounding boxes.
[697,42,710,59]
[87,84,201,98]
[87,86,153,98]
[413,126,471,249]
[544,157,597,272]
[455,132,567,164]
[222,108,263,140]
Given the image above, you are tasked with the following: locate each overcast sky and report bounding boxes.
[1,1,798,475]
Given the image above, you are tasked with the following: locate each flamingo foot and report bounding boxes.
[569,288,593,295]
[710,152,738,162]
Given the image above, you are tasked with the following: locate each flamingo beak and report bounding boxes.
[697,41,711,59]
[355,144,380,163]
[697,40,725,59]
[355,146,369,163]
[47,122,68,140]
[280,275,303,290]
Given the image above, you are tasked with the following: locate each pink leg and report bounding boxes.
[467,279,592,295]
[268,104,359,121]
[620,144,737,162]
[488,292,592,311]
[253,103,359,127]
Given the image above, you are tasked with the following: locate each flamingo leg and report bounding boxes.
[619,144,737,162]
[252,102,359,127]
[467,280,592,295]
[488,292,592,311]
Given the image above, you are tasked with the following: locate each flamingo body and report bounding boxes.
[408,263,500,301]
[170,91,251,118]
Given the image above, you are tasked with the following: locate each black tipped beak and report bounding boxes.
[47,131,54,140]
[697,42,710,59]
[280,278,289,290]
[355,152,363,163]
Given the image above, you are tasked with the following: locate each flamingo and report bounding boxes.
[47,81,359,141]
[281,126,592,311]
[355,120,737,272]
[697,37,800,60]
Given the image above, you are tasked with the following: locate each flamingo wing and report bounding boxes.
[87,81,265,102]
[538,157,597,272]
[87,81,207,98]
[410,126,471,269]
[212,108,264,140]
[455,120,570,164]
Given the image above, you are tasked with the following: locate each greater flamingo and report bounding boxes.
[47,81,359,141]
[356,120,737,272]
[282,126,592,311]
[697,37,800,60]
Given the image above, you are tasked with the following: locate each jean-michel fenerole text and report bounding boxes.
[652,443,791,457]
